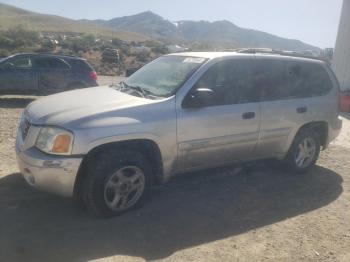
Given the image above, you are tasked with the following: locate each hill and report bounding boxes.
[89,11,319,51]
[0,3,319,51]
[0,3,148,42]
[91,11,178,39]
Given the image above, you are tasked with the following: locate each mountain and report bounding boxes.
[0,3,319,51]
[93,11,319,51]
[0,3,147,41]
[175,20,318,51]
[91,11,178,39]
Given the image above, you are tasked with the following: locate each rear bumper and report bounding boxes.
[326,116,342,147]
[16,146,82,197]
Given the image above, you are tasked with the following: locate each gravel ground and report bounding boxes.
[0,88,349,261]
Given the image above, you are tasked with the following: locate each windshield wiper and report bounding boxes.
[120,81,161,99]
[110,82,122,89]
[118,81,144,98]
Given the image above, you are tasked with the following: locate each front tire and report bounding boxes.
[81,149,152,218]
[284,129,320,173]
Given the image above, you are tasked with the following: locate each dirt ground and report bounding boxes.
[0,86,350,261]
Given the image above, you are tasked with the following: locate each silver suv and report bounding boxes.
[16,51,342,217]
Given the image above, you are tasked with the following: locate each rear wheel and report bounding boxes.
[81,149,152,217]
[284,129,320,173]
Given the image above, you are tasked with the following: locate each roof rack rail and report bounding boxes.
[235,48,329,64]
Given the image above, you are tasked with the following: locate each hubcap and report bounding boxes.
[104,166,145,211]
[295,137,316,168]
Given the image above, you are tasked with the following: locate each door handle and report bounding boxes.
[297,107,307,114]
[242,112,255,119]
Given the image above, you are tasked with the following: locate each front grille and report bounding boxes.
[21,118,31,141]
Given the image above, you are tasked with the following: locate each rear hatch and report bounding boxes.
[68,59,98,83]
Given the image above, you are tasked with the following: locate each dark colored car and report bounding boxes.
[0,53,98,95]
[101,48,119,63]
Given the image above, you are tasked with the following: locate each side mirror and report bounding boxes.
[182,88,215,108]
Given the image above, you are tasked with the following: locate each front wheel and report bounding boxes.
[81,150,152,217]
[284,130,320,173]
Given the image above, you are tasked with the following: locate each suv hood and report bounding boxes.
[26,86,152,127]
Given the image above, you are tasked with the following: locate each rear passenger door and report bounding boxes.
[176,58,261,170]
[33,57,71,93]
[256,58,334,158]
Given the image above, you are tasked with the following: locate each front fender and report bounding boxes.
[73,128,177,179]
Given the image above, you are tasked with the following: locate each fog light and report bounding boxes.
[27,175,35,184]
[24,173,35,185]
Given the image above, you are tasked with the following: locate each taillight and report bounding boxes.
[340,92,350,112]
[89,71,98,81]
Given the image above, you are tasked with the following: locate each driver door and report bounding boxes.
[0,56,38,94]
[176,58,261,171]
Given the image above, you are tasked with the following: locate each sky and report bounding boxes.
[0,0,344,48]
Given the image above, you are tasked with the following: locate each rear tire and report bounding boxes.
[283,129,320,174]
[81,149,152,218]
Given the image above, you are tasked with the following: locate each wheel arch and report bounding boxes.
[73,139,164,198]
[294,121,329,149]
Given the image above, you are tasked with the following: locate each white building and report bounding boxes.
[332,0,350,91]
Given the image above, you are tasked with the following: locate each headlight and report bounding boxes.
[35,127,74,155]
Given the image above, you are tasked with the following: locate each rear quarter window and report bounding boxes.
[68,59,93,72]
[287,62,333,98]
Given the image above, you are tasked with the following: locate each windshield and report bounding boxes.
[124,56,207,97]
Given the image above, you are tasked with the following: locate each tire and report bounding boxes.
[81,149,152,218]
[284,129,321,174]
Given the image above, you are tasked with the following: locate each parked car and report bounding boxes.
[16,51,342,217]
[101,48,120,63]
[0,53,98,95]
[125,66,141,77]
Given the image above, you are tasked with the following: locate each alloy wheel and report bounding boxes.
[104,166,145,211]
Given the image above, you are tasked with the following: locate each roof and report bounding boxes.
[4,53,85,60]
[167,52,240,59]
[167,51,327,64]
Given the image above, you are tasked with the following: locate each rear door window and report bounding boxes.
[33,57,70,70]
[69,59,93,72]
[256,59,289,101]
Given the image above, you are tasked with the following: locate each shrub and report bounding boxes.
[136,52,149,63]
[0,49,10,57]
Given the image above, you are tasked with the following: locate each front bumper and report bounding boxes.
[16,146,82,197]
